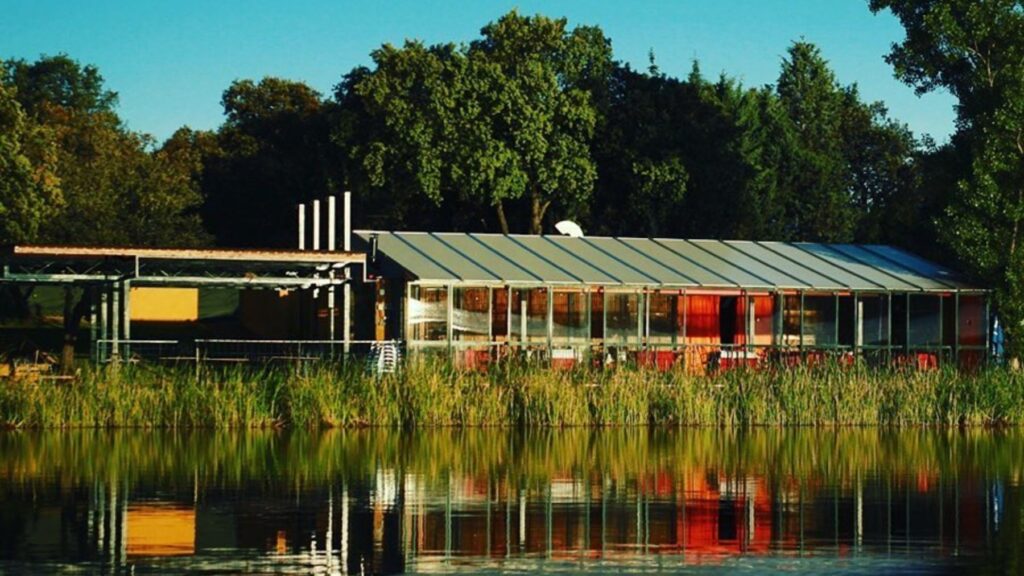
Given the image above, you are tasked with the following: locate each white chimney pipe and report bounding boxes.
[313,200,321,251]
[328,195,336,252]
[298,203,306,250]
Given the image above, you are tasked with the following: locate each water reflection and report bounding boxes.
[0,428,1021,574]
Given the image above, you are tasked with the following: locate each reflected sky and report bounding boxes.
[0,428,1021,574]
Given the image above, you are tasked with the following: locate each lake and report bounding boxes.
[0,428,1021,574]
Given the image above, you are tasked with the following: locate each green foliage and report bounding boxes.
[1,54,209,247]
[0,84,62,244]
[872,0,1024,353]
[201,77,337,246]
[343,11,611,233]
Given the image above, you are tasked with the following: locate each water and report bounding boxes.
[0,428,1021,574]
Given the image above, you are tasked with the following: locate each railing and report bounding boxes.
[94,339,403,365]
[91,338,986,371]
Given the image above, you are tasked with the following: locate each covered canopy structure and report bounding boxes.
[357,231,989,371]
[1,245,364,362]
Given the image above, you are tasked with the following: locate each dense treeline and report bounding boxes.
[0,5,1020,352]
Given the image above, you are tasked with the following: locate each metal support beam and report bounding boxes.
[343,191,352,356]
[111,284,120,360]
[122,281,131,359]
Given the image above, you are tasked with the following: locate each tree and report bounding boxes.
[871,0,1024,354]
[202,77,338,247]
[347,10,612,234]
[2,54,117,117]
[0,83,62,245]
[775,42,856,241]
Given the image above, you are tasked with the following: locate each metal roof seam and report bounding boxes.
[650,239,742,288]
[578,237,663,285]
[390,232,465,282]
[504,236,588,284]
[684,237,770,286]
[611,238,702,286]
[716,240,818,290]
[785,242,889,291]
[463,233,546,283]
[821,244,928,292]
[427,232,501,282]
[540,236,624,285]
[857,245,959,291]
[752,241,855,291]
[684,240,778,289]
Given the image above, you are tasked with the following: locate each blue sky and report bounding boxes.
[3,1,956,143]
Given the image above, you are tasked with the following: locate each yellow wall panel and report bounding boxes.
[130,287,199,322]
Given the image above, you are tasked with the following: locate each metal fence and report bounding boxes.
[93,338,988,371]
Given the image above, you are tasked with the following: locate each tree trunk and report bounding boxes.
[60,287,91,374]
[530,192,551,235]
[495,202,510,235]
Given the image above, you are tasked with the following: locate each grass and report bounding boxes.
[1,359,1024,428]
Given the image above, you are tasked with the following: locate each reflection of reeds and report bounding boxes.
[1,360,1023,428]
[2,428,1024,492]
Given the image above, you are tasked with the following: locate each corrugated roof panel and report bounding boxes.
[473,235,582,284]
[756,242,880,291]
[861,245,975,290]
[827,244,950,291]
[359,230,983,292]
[510,236,622,285]
[724,241,845,290]
[431,233,540,283]
[617,238,728,287]
[545,236,659,285]
[692,240,808,289]
[410,233,501,282]
[795,243,920,291]
[591,237,699,286]
[366,232,459,280]
[656,239,773,288]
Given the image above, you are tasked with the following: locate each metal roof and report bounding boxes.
[1,245,363,288]
[357,231,983,293]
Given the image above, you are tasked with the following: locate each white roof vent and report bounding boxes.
[555,220,584,238]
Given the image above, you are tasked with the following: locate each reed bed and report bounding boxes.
[1,359,1023,428]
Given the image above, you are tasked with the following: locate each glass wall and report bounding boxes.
[408,285,448,342]
[510,288,548,344]
[552,290,588,344]
[605,292,640,345]
[802,295,837,347]
[648,292,681,345]
[908,294,942,347]
[452,287,489,342]
[858,295,890,347]
[782,295,801,347]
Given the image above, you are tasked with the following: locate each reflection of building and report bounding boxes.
[0,467,1013,572]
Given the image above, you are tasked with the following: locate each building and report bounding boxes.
[354,231,989,371]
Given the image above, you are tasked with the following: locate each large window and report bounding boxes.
[605,292,640,345]
[552,290,588,344]
[858,295,890,347]
[452,287,489,341]
[648,292,680,345]
[510,288,548,343]
[908,294,942,347]
[408,285,448,341]
[802,295,837,347]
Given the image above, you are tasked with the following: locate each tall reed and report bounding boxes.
[1,359,1023,428]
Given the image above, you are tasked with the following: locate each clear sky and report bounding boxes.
[2,0,957,144]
